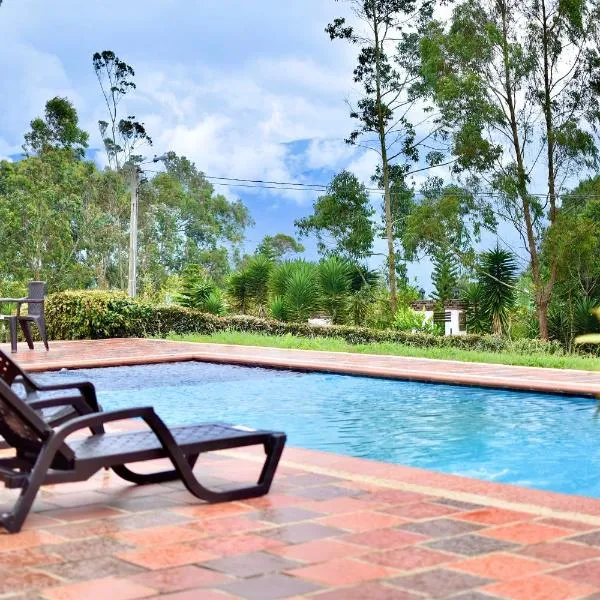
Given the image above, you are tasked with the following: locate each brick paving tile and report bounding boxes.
[259,523,345,544]
[389,568,492,598]
[343,528,426,549]
[483,574,597,600]
[451,552,551,580]
[292,485,363,501]
[40,505,124,522]
[318,510,404,532]
[158,591,234,600]
[298,497,382,515]
[287,557,396,586]
[190,532,284,556]
[283,474,343,487]
[238,494,306,510]
[42,576,156,600]
[247,507,322,524]
[0,547,63,570]
[519,541,600,564]
[568,530,600,546]
[381,502,460,520]
[0,530,63,552]
[551,559,600,587]
[400,518,484,538]
[159,591,232,600]
[434,499,485,511]
[449,593,503,600]
[311,582,422,599]
[203,551,303,577]
[217,573,323,599]
[481,523,572,545]
[0,570,61,595]
[268,538,366,563]
[365,545,453,570]
[536,518,597,531]
[117,541,217,569]
[103,494,181,512]
[44,555,145,581]
[171,502,251,519]
[127,565,229,592]
[112,524,207,546]
[425,533,518,556]
[363,490,429,505]
[186,515,273,537]
[44,537,134,561]
[456,508,533,526]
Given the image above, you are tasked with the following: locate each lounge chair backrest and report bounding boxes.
[26,281,45,317]
[0,350,23,386]
[0,379,74,462]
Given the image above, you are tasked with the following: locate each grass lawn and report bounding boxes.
[168,331,600,371]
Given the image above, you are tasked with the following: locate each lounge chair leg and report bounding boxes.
[9,318,17,354]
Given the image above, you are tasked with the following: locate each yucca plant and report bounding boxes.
[269,260,307,298]
[269,296,287,321]
[176,265,218,310]
[346,286,373,326]
[318,257,351,323]
[478,247,517,336]
[203,290,227,316]
[244,254,273,309]
[283,263,320,323]
[227,270,250,314]
[462,282,490,334]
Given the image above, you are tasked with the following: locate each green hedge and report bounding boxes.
[46,290,568,355]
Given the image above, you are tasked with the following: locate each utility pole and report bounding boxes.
[127,164,139,297]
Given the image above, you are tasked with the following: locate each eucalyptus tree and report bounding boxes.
[419,0,600,338]
[295,170,375,262]
[92,51,152,168]
[326,0,443,312]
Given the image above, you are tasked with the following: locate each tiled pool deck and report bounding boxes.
[1,339,600,599]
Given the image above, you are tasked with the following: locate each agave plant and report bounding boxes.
[478,247,517,336]
[318,257,351,323]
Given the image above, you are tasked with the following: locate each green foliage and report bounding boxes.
[269,296,287,321]
[346,286,373,326]
[318,257,351,324]
[478,247,517,336]
[23,97,89,159]
[176,265,217,308]
[462,282,489,334]
[295,171,375,261]
[46,290,153,339]
[257,234,304,261]
[46,291,569,360]
[282,263,320,323]
[227,254,273,314]
[203,290,227,316]
[431,251,459,305]
[393,307,434,333]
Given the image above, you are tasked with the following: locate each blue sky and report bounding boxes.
[0,0,526,290]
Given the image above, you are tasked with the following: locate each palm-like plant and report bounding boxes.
[283,263,320,322]
[269,296,286,321]
[176,265,218,310]
[244,254,273,310]
[227,271,250,314]
[462,282,489,334]
[318,257,351,323]
[478,247,517,336]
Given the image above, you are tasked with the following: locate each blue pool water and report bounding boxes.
[38,361,600,498]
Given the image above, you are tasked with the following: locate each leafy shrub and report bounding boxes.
[318,257,351,323]
[176,265,219,311]
[203,290,227,316]
[393,307,435,333]
[283,263,320,322]
[46,291,572,358]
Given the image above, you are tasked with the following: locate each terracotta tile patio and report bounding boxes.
[0,339,600,598]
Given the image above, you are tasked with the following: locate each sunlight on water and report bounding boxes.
[39,361,600,498]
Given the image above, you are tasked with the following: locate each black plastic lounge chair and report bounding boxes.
[0,349,101,449]
[0,377,286,533]
[0,281,49,353]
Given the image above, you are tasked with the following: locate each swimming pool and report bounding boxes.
[38,361,600,498]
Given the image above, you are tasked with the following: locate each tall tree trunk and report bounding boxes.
[498,0,549,339]
[372,5,397,313]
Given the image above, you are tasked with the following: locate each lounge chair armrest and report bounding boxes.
[50,407,157,443]
[29,396,94,414]
[33,381,100,411]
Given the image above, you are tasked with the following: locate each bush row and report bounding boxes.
[46,290,568,355]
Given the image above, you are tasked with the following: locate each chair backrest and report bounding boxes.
[26,281,46,317]
[0,379,74,463]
